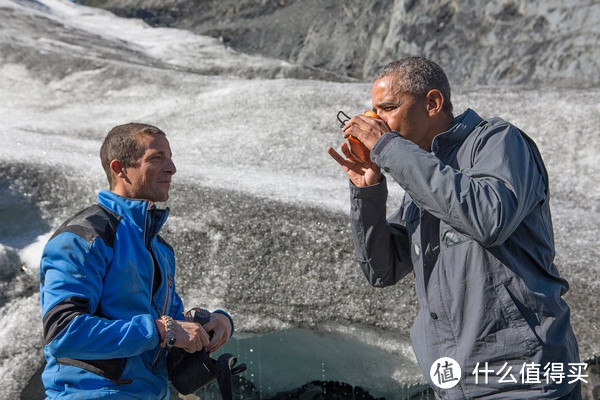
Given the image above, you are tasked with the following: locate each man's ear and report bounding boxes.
[425,89,445,116]
[110,160,126,179]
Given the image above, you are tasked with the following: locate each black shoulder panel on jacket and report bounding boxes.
[50,204,121,248]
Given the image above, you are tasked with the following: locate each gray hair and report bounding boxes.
[375,56,453,113]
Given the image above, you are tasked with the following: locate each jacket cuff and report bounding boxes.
[212,309,235,337]
[371,131,401,157]
[349,176,387,200]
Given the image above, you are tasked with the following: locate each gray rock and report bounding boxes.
[76,0,600,86]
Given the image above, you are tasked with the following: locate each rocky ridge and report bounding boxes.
[77,0,600,86]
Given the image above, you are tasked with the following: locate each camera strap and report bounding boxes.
[215,353,246,400]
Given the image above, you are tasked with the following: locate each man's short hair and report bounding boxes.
[375,56,453,113]
[100,123,166,189]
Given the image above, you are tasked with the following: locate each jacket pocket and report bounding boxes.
[57,357,132,384]
[494,283,542,354]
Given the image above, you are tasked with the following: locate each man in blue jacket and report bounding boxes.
[328,57,582,399]
[40,123,234,399]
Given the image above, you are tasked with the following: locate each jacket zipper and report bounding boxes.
[151,273,172,371]
[146,206,174,372]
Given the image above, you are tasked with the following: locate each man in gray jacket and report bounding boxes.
[327,56,581,399]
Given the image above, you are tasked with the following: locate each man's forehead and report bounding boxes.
[374,72,405,85]
[137,134,172,157]
[373,74,409,98]
[138,133,169,146]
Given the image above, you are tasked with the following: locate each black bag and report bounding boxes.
[168,347,246,399]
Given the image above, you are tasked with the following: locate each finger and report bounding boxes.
[204,322,224,349]
[326,146,347,166]
[199,329,210,348]
[207,333,224,353]
[202,318,224,334]
[342,115,371,132]
[362,116,391,135]
[209,339,225,353]
[342,124,360,139]
[184,344,195,353]
[357,114,383,125]
[341,119,352,133]
[344,116,390,142]
[196,334,205,352]
[341,115,364,131]
[203,320,215,332]
[184,307,202,322]
[205,314,231,337]
[330,145,363,170]
[185,331,200,353]
[340,142,359,161]
[211,334,228,353]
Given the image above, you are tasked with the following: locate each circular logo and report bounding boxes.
[430,357,461,389]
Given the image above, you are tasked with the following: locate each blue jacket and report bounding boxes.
[40,190,184,399]
[350,109,580,399]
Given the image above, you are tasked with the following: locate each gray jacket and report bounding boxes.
[350,109,580,399]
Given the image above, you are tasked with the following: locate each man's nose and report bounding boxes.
[166,159,176,175]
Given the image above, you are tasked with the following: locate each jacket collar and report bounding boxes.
[97,190,170,246]
[431,108,484,155]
